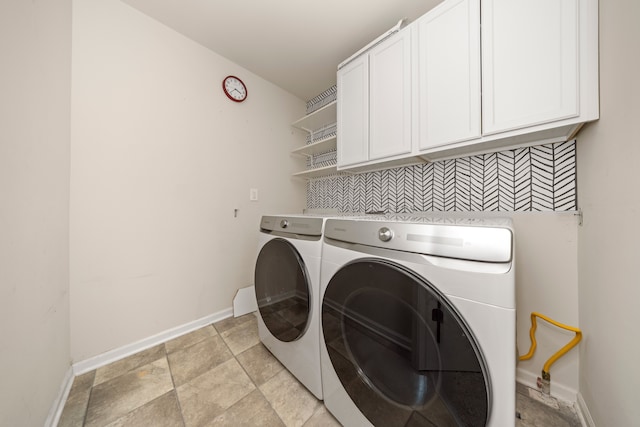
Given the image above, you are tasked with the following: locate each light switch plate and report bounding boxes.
[249,188,258,201]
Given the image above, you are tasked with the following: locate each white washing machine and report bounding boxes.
[320,215,516,426]
[254,214,332,399]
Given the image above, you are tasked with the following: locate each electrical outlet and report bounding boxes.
[249,188,259,201]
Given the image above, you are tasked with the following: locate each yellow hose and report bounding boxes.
[519,312,582,374]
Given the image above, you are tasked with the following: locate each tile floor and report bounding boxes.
[58,313,582,427]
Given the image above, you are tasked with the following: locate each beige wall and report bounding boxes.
[0,1,72,425]
[4,0,629,423]
[576,1,640,425]
[510,213,580,400]
[70,0,307,361]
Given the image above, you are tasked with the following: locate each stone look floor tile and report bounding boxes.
[516,391,578,427]
[165,325,217,354]
[219,317,260,355]
[259,369,321,427]
[213,313,256,334]
[93,344,166,386]
[235,343,284,386]
[59,312,578,427]
[176,358,255,427]
[210,389,285,426]
[167,335,233,386]
[515,383,581,427]
[302,405,341,427]
[85,358,174,427]
[57,370,96,427]
[104,391,184,427]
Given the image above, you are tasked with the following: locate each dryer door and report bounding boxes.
[255,238,311,342]
[322,258,490,426]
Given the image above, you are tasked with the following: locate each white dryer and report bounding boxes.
[254,214,330,399]
[320,215,516,426]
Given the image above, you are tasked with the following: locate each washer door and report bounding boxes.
[255,238,311,342]
[322,258,490,426]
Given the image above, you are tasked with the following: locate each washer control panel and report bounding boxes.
[324,218,513,263]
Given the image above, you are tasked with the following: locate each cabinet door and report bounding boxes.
[337,55,369,167]
[417,0,481,150]
[482,0,579,135]
[369,31,412,161]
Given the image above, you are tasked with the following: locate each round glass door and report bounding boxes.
[255,238,311,342]
[322,258,489,426]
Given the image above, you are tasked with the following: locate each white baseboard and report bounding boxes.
[576,392,596,427]
[72,307,233,376]
[516,367,578,403]
[44,365,74,427]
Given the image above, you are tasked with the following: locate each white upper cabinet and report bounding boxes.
[416,0,481,150]
[482,0,580,134]
[337,0,598,169]
[369,32,412,161]
[337,56,369,167]
[417,0,598,160]
[337,29,414,169]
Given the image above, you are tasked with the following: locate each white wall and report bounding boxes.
[70,0,307,361]
[0,1,72,425]
[509,213,580,401]
[576,1,640,425]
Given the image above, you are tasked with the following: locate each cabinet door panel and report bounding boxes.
[369,32,412,160]
[337,56,369,167]
[418,0,481,150]
[482,0,579,135]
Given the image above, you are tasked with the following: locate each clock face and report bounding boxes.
[222,76,247,102]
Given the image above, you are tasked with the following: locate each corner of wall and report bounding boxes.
[44,366,75,427]
[576,392,596,427]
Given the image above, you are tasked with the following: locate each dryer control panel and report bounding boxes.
[260,215,324,237]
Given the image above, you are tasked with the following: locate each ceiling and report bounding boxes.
[120,0,443,101]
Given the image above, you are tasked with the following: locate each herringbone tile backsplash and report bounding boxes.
[307,140,577,213]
